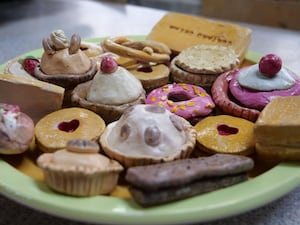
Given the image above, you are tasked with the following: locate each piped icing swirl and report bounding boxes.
[50,29,69,50]
[0,104,20,133]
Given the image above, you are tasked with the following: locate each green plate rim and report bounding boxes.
[1,36,300,225]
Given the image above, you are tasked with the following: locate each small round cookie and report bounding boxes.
[35,107,105,153]
[129,64,170,91]
[146,83,215,123]
[37,139,123,196]
[194,115,255,155]
[170,44,239,87]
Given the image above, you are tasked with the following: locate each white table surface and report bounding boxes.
[1,0,300,225]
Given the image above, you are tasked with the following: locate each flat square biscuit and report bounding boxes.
[146,12,252,62]
[254,96,300,146]
[256,143,300,161]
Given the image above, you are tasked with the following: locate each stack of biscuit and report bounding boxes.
[170,44,240,88]
[254,96,300,161]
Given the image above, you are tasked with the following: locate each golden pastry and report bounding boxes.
[35,107,105,153]
[194,115,255,155]
[37,139,124,196]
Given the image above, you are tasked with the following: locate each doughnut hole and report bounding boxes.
[167,91,191,102]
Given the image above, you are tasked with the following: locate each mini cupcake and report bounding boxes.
[37,139,124,196]
[99,104,196,167]
[0,103,34,154]
[33,29,97,105]
[71,55,146,123]
[212,54,300,121]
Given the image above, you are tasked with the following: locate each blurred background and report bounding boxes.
[127,0,300,30]
[1,0,299,30]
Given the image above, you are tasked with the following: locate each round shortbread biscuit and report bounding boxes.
[129,64,170,91]
[175,45,240,74]
[194,115,255,156]
[170,56,218,87]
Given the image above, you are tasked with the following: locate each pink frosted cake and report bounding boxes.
[212,54,300,121]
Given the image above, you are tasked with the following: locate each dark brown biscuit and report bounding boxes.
[129,173,248,206]
[125,154,254,191]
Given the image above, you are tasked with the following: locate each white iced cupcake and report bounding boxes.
[71,55,145,123]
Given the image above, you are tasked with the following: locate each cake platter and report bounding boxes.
[0,36,300,225]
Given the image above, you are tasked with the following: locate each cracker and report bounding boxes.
[129,173,248,206]
[125,154,254,191]
[175,45,239,74]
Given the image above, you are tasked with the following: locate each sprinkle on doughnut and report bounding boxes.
[146,83,215,120]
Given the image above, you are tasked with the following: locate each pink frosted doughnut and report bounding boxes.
[145,83,215,120]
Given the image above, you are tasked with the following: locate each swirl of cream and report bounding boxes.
[50,29,69,50]
[238,64,295,91]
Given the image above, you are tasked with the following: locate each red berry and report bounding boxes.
[258,54,282,77]
[20,57,40,75]
[100,56,118,74]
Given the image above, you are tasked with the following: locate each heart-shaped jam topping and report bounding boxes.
[57,119,80,132]
[217,124,238,136]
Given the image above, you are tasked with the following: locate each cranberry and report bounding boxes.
[217,124,238,136]
[57,119,80,132]
[100,56,118,74]
[258,54,282,77]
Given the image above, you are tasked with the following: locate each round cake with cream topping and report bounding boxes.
[71,56,146,123]
[99,104,196,167]
[212,54,300,121]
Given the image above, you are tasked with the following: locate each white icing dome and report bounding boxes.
[86,67,144,105]
[106,104,188,158]
[238,64,295,91]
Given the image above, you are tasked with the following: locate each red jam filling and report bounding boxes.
[57,119,80,132]
[217,124,239,136]
[137,66,153,73]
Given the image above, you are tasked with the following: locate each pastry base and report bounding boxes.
[71,81,146,124]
